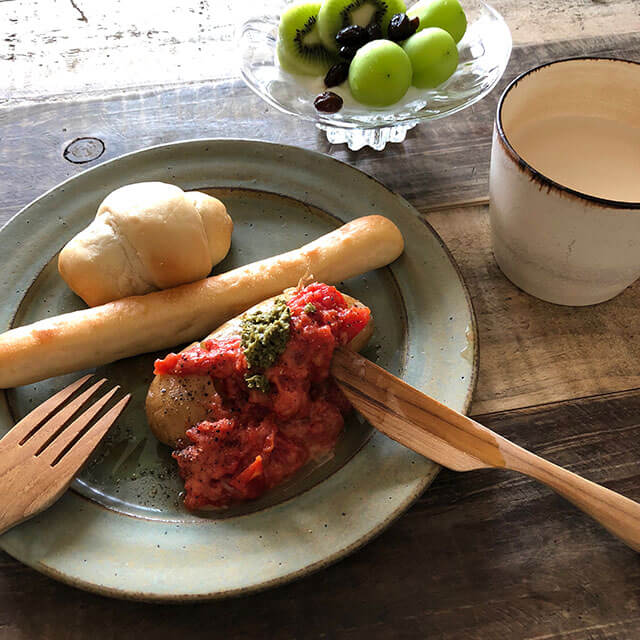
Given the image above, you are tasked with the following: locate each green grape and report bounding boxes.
[348,40,412,107]
[407,0,467,43]
[403,27,459,89]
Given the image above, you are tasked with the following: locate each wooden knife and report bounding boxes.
[332,347,640,552]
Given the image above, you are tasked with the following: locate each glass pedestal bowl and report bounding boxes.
[238,0,512,151]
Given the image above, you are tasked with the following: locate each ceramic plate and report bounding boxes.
[0,140,477,600]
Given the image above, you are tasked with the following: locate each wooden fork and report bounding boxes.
[332,347,640,552]
[0,375,130,535]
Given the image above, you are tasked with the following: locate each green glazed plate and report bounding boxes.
[0,140,477,600]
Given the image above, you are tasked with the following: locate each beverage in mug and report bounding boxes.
[489,58,640,306]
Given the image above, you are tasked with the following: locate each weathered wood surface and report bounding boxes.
[2,8,640,640]
[2,33,639,219]
[2,390,640,639]
[1,0,638,103]
[430,205,640,416]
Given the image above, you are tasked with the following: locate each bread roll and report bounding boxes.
[146,289,373,446]
[58,182,232,306]
[0,215,403,388]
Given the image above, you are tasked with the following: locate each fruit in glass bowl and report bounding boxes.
[237,0,512,150]
[276,0,469,112]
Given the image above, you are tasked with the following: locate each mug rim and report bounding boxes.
[496,56,640,210]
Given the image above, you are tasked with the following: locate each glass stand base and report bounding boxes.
[318,122,418,151]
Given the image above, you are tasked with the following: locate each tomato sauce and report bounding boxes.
[154,283,370,510]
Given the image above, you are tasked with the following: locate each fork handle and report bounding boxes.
[504,442,640,551]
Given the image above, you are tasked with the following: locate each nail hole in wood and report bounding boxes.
[63,137,105,164]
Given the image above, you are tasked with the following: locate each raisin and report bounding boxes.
[314,91,343,113]
[387,13,419,42]
[338,45,359,61]
[335,25,370,48]
[366,23,383,40]
[324,62,350,87]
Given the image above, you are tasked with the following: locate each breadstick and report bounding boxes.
[0,215,403,388]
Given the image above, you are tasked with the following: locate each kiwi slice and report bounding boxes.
[318,0,407,52]
[277,40,311,75]
[278,2,336,76]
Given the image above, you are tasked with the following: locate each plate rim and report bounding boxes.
[0,138,479,600]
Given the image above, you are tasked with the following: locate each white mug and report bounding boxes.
[489,57,640,306]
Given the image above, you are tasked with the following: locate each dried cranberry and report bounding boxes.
[335,25,370,48]
[324,62,350,88]
[387,13,419,41]
[314,91,343,113]
[338,45,359,61]
[366,22,383,40]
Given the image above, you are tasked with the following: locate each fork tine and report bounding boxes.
[38,386,120,465]
[0,374,93,448]
[52,394,130,471]
[20,379,107,454]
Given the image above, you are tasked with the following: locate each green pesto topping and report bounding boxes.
[245,373,270,393]
[304,303,317,314]
[241,296,291,392]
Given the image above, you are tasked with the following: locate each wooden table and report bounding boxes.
[1,1,640,638]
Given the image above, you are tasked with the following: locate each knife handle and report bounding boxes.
[504,442,640,551]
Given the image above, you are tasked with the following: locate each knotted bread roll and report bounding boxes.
[58,182,233,306]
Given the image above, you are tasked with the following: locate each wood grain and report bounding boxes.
[2,388,640,639]
[426,204,640,415]
[1,9,640,638]
[1,0,638,102]
[1,34,638,224]
[0,377,129,535]
[333,347,640,551]
[332,347,499,471]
